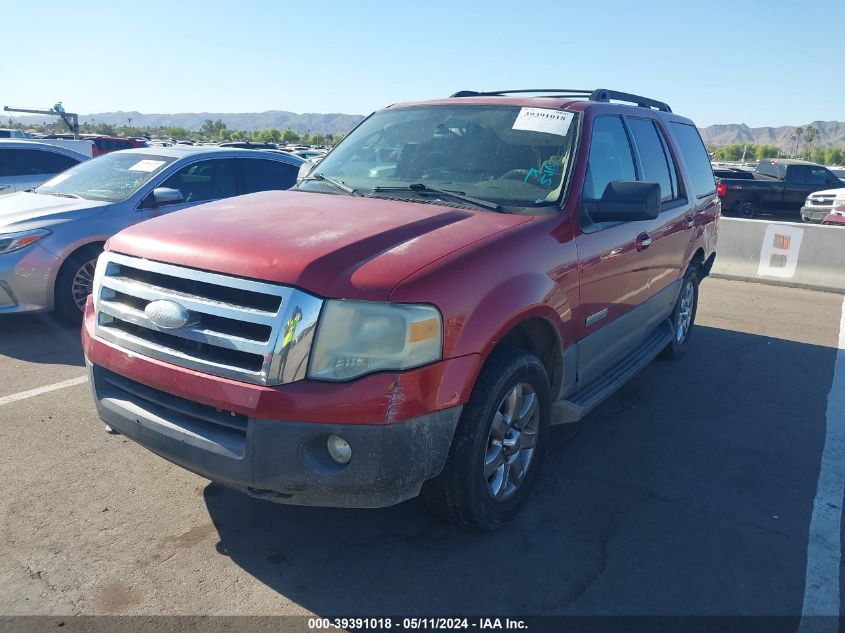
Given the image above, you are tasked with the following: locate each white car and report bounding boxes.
[801,186,845,223]
[0,129,33,139]
[0,140,89,195]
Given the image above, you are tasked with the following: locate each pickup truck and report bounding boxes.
[717,158,843,219]
[83,88,719,530]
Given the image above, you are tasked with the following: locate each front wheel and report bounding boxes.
[55,245,102,324]
[661,268,699,360]
[422,347,551,530]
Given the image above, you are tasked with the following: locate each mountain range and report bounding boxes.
[8,110,845,149]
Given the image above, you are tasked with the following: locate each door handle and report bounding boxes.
[636,232,652,251]
[685,216,695,229]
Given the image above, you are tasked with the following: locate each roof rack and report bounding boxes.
[449,88,672,113]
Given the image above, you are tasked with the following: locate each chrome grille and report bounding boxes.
[810,196,835,206]
[93,252,323,385]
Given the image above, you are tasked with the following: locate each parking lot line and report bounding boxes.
[800,295,845,628]
[0,375,88,407]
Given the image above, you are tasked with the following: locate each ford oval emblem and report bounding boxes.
[144,299,190,330]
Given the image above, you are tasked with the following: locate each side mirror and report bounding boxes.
[583,181,661,222]
[297,161,315,184]
[148,187,184,208]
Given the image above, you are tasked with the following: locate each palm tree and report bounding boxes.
[792,126,805,158]
[803,126,818,160]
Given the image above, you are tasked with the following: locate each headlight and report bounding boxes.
[0,229,51,254]
[308,300,442,381]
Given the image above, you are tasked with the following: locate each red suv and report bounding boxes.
[84,135,148,156]
[83,89,719,529]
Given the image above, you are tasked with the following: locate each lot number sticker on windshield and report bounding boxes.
[512,108,574,137]
[128,159,166,172]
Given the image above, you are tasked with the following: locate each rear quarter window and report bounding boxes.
[240,159,298,193]
[669,122,716,198]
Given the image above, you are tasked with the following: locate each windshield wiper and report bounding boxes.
[371,183,503,212]
[46,192,82,199]
[302,173,362,196]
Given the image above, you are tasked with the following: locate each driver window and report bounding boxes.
[159,159,239,204]
[583,116,636,200]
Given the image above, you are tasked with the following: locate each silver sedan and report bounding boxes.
[0,146,303,322]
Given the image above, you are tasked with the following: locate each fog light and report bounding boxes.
[326,435,352,465]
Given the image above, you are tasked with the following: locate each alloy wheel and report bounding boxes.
[676,280,695,343]
[484,382,540,502]
[71,259,97,312]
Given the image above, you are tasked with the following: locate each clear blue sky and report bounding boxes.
[3,0,841,127]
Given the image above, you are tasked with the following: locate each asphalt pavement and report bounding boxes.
[0,278,843,618]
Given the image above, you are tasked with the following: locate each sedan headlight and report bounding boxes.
[0,229,51,254]
[308,300,442,381]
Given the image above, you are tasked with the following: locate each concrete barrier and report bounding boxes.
[711,218,845,294]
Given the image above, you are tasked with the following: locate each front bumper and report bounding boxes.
[801,205,834,223]
[0,243,60,314]
[88,361,461,508]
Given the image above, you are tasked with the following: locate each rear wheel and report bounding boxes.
[661,268,699,360]
[422,347,550,530]
[55,245,102,324]
[737,201,756,219]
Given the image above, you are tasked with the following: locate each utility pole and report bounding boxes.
[3,103,80,139]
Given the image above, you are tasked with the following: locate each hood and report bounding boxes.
[107,190,533,300]
[809,187,845,198]
[0,191,110,232]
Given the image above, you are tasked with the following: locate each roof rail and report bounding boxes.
[589,89,671,113]
[449,88,672,113]
[450,89,593,98]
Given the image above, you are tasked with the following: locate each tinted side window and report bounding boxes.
[41,152,80,174]
[241,159,298,193]
[7,149,80,176]
[160,159,240,203]
[628,118,675,202]
[584,116,636,200]
[787,165,809,184]
[669,122,716,198]
[808,166,834,186]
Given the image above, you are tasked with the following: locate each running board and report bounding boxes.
[552,319,675,424]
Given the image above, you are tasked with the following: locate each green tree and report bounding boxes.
[803,127,818,160]
[282,128,300,143]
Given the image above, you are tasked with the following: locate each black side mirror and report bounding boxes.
[583,181,661,222]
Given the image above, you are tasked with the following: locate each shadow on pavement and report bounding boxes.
[0,312,84,367]
[203,324,837,616]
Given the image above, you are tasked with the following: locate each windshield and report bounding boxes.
[298,104,579,212]
[35,152,177,202]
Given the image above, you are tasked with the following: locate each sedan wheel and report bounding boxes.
[71,259,97,312]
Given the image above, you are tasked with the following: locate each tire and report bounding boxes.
[737,201,756,219]
[422,347,551,530]
[661,267,700,360]
[55,244,102,324]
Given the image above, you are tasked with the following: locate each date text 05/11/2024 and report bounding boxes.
[307,617,528,630]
